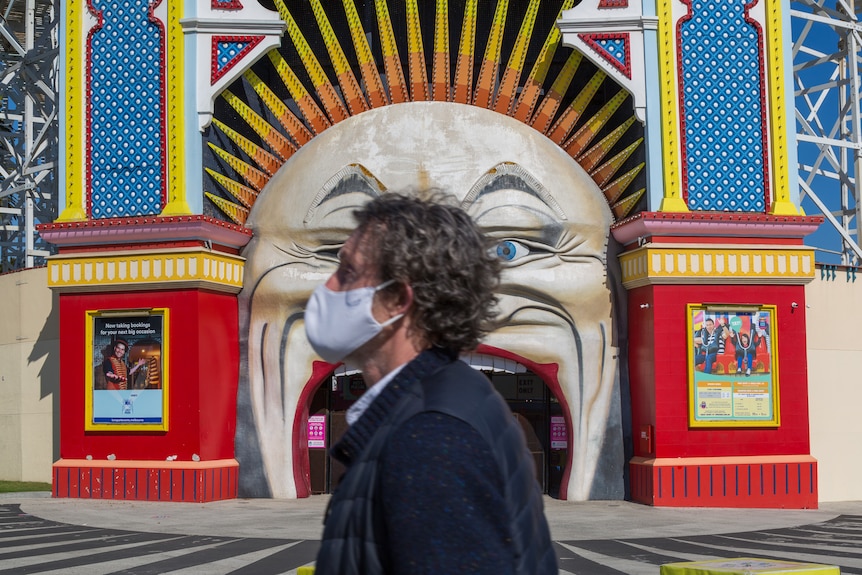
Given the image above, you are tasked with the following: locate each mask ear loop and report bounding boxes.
[374,279,397,292]
[374,279,405,327]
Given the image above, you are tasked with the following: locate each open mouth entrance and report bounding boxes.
[306,353,567,498]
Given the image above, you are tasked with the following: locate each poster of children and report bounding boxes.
[88,311,166,428]
[688,306,778,426]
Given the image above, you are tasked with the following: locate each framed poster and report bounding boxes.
[85,309,169,431]
[308,415,326,449]
[687,304,779,428]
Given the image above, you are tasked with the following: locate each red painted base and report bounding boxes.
[52,459,239,502]
[630,456,818,508]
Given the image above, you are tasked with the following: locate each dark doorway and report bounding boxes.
[307,366,566,497]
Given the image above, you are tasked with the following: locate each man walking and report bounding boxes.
[305,193,557,574]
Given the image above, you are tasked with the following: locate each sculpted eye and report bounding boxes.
[495,240,530,262]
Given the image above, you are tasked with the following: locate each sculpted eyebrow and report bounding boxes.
[304,163,386,223]
[460,162,567,221]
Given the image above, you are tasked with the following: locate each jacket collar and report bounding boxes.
[329,347,455,466]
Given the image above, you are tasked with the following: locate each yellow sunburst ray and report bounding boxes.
[343,0,388,108]
[578,116,637,173]
[611,187,645,219]
[473,0,509,109]
[245,70,314,148]
[267,52,331,135]
[211,118,281,177]
[601,163,644,204]
[590,137,644,188]
[493,0,540,115]
[221,90,296,161]
[310,0,369,116]
[512,0,575,122]
[406,0,430,101]
[375,0,409,104]
[452,0,478,104]
[207,142,270,192]
[563,88,627,158]
[432,0,450,101]
[274,0,350,123]
[530,51,584,136]
[207,1,645,225]
[205,168,259,208]
[205,192,249,225]
[546,67,603,145]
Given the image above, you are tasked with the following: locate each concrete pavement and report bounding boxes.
[7,491,862,541]
[2,493,861,574]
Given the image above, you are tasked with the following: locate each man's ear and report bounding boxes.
[392,281,414,315]
[379,280,413,317]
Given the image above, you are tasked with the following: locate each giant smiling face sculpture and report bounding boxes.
[236,101,622,501]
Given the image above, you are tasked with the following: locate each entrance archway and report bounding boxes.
[305,354,568,498]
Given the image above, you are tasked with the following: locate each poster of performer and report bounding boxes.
[687,305,778,427]
[86,309,168,430]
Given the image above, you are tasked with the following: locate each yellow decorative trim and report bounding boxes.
[57,0,87,222]
[47,249,245,293]
[656,0,687,213]
[160,0,191,216]
[766,0,799,215]
[618,244,816,288]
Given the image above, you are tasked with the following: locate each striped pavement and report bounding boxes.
[0,500,859,574]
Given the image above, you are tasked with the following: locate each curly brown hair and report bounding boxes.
[353,192,500,354]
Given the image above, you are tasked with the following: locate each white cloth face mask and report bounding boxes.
[304,279,403,364]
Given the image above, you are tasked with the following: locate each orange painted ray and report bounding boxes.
[612,188,645,219]
[512,0,575,122]
[343,0,388,108]
[406,0,429,101]
[205,192,249,225]
[267,52,331,136]
[473,0,508,109]
[211,118,281,177]
[207,142,270,192]
[601,163,644,204]
[245,69,314,147]
[493,0,540,115]
[221,90,295,161]
[273,0,350,123]
[431,0,450,101]
[563,89,628,158]
[530,51,585,137]
[578,116,637,173]
[205,168,259,209]
[452,0,477,104]
[546,66,604,145]
[590,138,644,188]
[375,0,409,104]
[310,0,369,116]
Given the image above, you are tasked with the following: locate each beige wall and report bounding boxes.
[0,267,58,482]
[806,270,862,502]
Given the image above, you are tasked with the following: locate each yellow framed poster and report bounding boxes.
[687,304,779,428]
[85,308,169,431]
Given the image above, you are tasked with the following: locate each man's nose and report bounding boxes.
[324,274,339,291]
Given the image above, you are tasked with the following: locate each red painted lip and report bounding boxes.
[292,345,572,500]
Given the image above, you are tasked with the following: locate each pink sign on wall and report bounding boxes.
[550,416,567,449]
[308,414,326,448]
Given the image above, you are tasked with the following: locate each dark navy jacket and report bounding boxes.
[315,348,557,575]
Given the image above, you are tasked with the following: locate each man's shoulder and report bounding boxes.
[416,359,515,441]
[420,359,497,409]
